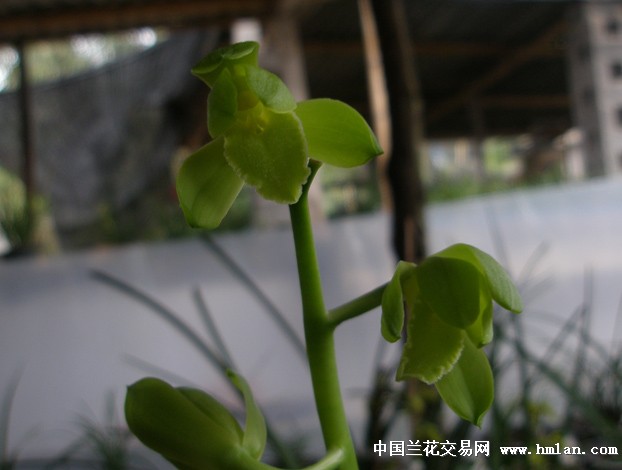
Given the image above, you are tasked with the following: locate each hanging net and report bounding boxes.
[0,30,218,231]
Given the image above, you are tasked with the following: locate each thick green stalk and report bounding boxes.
[289,164,358,470]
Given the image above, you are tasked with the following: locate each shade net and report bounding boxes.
[0,30,218,230]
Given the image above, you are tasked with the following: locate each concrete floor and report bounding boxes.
[1,176,621,466]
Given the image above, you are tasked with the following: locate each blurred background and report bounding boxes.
[1,0,621,468]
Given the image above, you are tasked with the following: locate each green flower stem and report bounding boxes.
[289,162,358,470]
[327,283,387,330]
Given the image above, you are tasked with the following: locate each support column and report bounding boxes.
[358,0,392,210]
[16,41,35,242]
[566,2,622,177]
[369,0,426,263]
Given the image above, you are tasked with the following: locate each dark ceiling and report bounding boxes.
[299,0,572,138]
[0,0,574,139]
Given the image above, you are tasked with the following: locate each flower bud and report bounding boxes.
[125,377,243,470]
[192,41,259,88]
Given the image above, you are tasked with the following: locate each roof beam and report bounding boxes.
[427,18,567,124]
[0,0,278,43]
[481,94,569,109]
[303,38,563,58]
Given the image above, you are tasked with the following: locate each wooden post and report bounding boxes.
[366,3,436,460]
[16,41,35,242]
[358,0,392,211]
[369,0,426,263]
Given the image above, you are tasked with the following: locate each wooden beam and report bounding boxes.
[427,18,567,124]
[303,39,563,58]
[416,41,506,57]
[275,0,335,19]
[480,94,569,109]
[304,40,362,55]
[0,0,278,43]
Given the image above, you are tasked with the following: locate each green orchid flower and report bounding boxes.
[176,41,383,230]
[381,243,523,426]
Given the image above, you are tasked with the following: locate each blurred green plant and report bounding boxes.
[0,168,33,256]
[425,136,565,204]
[426,174,512,203]
[319,165,381,218]
[0,370,22,470]
[488,285,622,469]
[45,393,155,470]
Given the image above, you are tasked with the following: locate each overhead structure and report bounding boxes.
[0,0,281,42]
[0,0,573,140]
[1,0,621,183]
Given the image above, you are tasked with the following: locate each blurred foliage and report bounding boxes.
[0,167,54,256]
[426,174,514,202]
[58,162,380,250]
[426,136,565,203]
[319,163,381,218]
[0,167,32,253]
[46,393,139,470]
[60,173,253,249]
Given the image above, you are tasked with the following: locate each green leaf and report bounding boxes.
[227,370,267,461]
[396,300,465,384]
[435,339,494,427]
[207,69,238,138]
[192,41,259,87]
[244,65,296,113]
[381,261,416,343]
[176,138,244,229]
[125,377,241,470]
[295,99,383,167]
[434,243,523,313]
[416,256,483,329]
[224,110,310,204]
